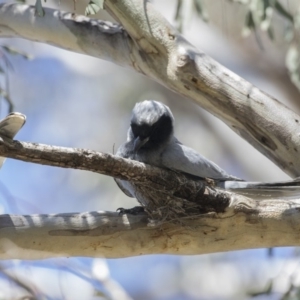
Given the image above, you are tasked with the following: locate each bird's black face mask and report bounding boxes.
[131,113,173,152]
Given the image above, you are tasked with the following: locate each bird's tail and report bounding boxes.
[0,112,26,168]
[218,178,300,199]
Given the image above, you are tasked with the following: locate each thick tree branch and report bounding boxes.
[0,4,134,67]
[2,198,300,259]
[0,139,299,258]
[1,2,299,177]
[104,0,300,177]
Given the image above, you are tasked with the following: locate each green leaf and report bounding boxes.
[242,10,256,36]
[261,0,269,20]
[274,0,293,23]
[34,0,45,17]
[85,0,104,16]
[194,0,209,22]
[286,45,300,91]
[175,0,183,21]
[1,46,33,60]
[267,26,275,40]
[174,0,183,32]
[284,25,294,42]
[286,45,299,73]
[0,88,9,101]
[246,10,256,29]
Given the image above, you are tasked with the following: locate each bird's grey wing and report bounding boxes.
[0,112,26,168]
[114,178,135,198]
[161,139,239,180]
[114,141,136,198]
[219,178,300,199]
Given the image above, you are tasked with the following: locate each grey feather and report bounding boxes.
[114,138,136,198]
[116,100,300,201]
[161,138,240,180]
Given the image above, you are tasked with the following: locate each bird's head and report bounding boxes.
[129,100,174,152]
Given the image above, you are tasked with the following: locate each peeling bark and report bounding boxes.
[0,2,300,176]
[0,138,230,217]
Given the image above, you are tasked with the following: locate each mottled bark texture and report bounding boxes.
[0,0,300,258]
[0,139,230,219]
[1,1,299,176]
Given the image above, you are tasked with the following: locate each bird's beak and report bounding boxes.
[133,136,149,152]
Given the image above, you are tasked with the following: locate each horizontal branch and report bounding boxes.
[1,198,300,259]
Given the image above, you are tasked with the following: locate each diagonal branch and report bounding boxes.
[0,138,230,214]
[0,1,300,177]
[0,3,135,68]
[104,0,300,177]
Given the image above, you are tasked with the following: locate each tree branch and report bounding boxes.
[0,3,134,68]
[1,198,300,259]
[1,2,300,177]
[1,1,300,259]
[104,0,300,177]
[0,138,230,215]
[0,138,299,258]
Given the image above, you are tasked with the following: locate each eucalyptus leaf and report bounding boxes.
[0,88,9,101]
[286,45,299,73]
[34,0,45,17]
[174,0,183,32]
[245,10,256,31]
[267,26,274,40]
[175,0,183,21]
[85,0,104,16]
[274,0,293,23]
[194,0,209,22]
[0,88,5,97]
[286,46,300,91]
[1,46,33,60]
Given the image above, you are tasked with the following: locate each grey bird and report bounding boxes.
[115,100,300,207]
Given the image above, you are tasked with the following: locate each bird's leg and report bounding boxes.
[117,206,145,215]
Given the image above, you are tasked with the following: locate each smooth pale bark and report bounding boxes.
[0,4,133,67]
[1,195,300,259]
[1,2,300,177]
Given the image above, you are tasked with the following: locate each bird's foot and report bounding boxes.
[117,206,145,215]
